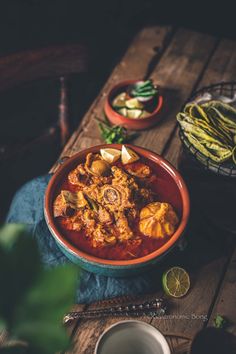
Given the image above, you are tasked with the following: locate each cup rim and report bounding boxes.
[94,320,171,354]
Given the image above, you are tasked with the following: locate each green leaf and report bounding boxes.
[0,225,80,354]
[0,224,28,251]
[0,346,28,354]
[214,314,228,329]
[0,224,40,326]
[13,265,78,354]
[0,317,7,332]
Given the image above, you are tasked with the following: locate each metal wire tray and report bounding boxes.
[179,82,236,178]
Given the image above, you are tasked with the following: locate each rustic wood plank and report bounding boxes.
[164,38,236,167]
[63,25,174,353]
[163,39,236,341]
[54,28,217,171]
[67,295,156,354]
[61,25,174,345]
[151,257,228,337]
[68,29,219,354]
[153,38,236,348]
[133,28,218,153]
[60,30,236,354]
[199,39,236,84]
[0,44,87,92]
[65,305,88,338]
[207,246,236,335]
[162,129,182,168]
[51,25,174,172]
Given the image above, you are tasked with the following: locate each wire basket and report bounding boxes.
[179,82,236,178]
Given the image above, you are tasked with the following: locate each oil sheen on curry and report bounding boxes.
[53,146,179,260]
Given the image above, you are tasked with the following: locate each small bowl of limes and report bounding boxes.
[104,79,163,130]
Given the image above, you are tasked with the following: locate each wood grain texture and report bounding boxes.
[52,28,217,174]
[49,29,236,354]
[207,246,236,335]
[159,37,236,345]
[61,26,175,352]
[164,38,236,167]
[61,26,174,345]
[0,44,87,92]
[59,76,70,146]
[133,28,217,154]
[50,25,174,172]
[64,28,222,354]
[151,257,228,337]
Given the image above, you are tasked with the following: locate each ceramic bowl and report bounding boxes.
[94,320,171,354]
[104,80,163,130]
[44,144,190,277]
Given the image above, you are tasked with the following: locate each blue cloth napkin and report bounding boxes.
[6,175,161,304]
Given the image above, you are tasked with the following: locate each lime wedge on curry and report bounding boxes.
[162,267,190,298]
[100,148,121,163]
[121,145,140,165]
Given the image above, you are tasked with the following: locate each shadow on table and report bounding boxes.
[145,209,231,294]
[145,86,185,134]
[190,327,236,354]
[144,150,236,294]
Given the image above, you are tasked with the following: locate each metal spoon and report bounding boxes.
[63,298,166,324]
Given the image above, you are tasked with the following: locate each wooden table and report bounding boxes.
[51,26,236,353]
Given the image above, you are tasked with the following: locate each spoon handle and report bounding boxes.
[64,298,166,324]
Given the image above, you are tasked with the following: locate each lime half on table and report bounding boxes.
[162,267,190,298]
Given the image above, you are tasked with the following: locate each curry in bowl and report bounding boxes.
[53,146,179,261]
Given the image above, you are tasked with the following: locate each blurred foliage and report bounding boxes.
[0,224,79,354]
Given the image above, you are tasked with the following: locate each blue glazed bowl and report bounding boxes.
[44,144,190,277]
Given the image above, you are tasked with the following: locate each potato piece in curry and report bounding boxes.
[53,149,179,256]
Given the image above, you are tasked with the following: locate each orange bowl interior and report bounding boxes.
[106,80,163,122]
[45,144,190,266]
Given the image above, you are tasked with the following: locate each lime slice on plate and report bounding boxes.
[121,145,140,165]
[100,148,121,163]
[162,267,190,298]
[127,109,143,119]
[125,98,144,109]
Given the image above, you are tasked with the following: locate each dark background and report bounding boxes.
[0,0,235,219]
[0,0,235,55]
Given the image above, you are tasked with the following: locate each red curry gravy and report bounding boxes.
[55,158,178,261]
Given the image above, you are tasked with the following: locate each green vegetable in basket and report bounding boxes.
[177,100,236,165]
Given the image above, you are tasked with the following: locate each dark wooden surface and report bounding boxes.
[0,43,88,164]
[49,26,236,353]
[0,44,87,92]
